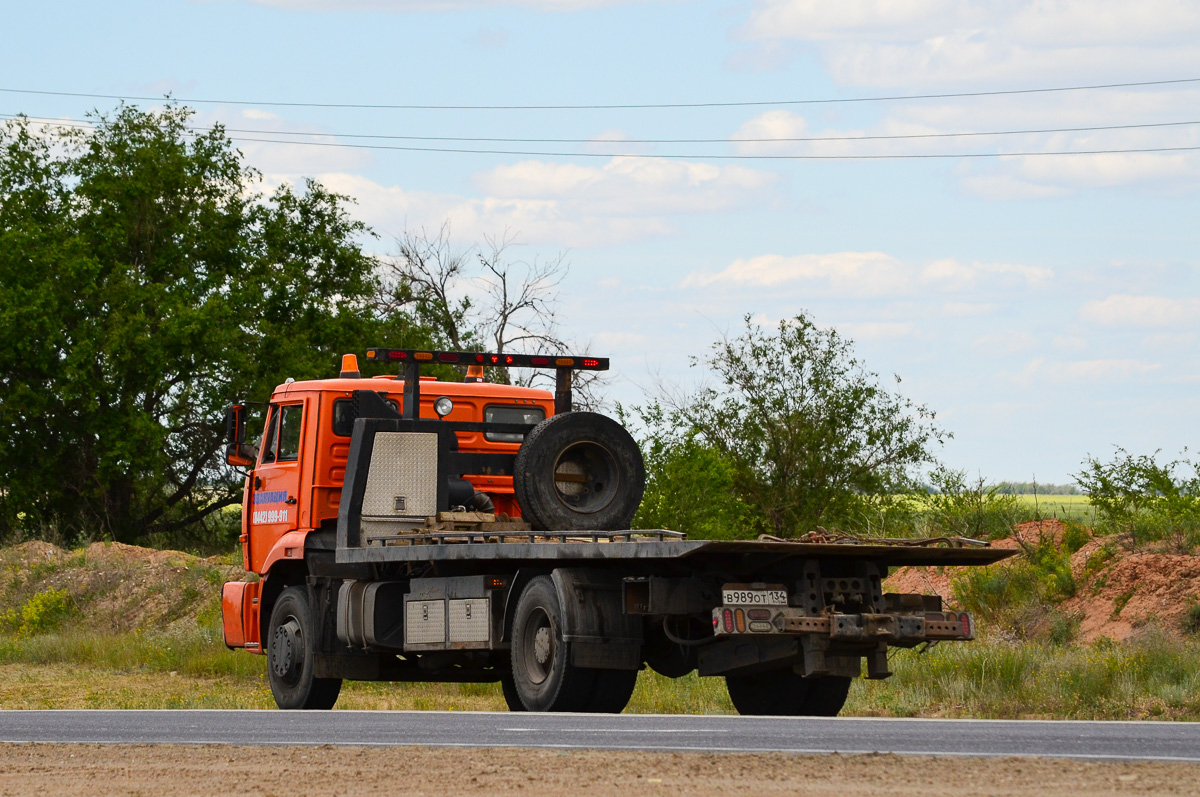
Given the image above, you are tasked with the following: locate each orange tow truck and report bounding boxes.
[222,348,1013,714]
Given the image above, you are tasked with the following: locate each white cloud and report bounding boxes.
[973,331,1036,355]
[1080,295,1200,327]
[1144,332,1198,349]
[1055,359,1163,380]
[1054,335,1088,352]
[289,154,775,248]
[240,108,281,120]
[683,253,1052,296]
[474,157,776,215]
[227,0,673,10]
[943,302,996,316]
[921,259,1052,290]
[730,92,1200,195]
[683,251,909,294]
[840,321,916,341]
[1015,356,1162,384]
[738,1,1200,85]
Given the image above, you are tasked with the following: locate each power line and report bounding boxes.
[6,112,1199,146]
[213,135,1200,160]
[1,77,1198,111]
[8,114,1198,160]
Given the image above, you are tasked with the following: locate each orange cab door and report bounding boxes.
[248,400,306,573]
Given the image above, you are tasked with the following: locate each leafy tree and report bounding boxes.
[642,313,947,537]
[625,405,756,539]
[0,104,425,547]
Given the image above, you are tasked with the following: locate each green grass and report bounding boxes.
[1014,494,1097,524]
[3,614,1198,719]
[847,633,1200,720]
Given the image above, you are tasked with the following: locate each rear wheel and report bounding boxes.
[725,670,851,717]
[582,668,639,713]
[510,576,595,711]
[267,586,342,710]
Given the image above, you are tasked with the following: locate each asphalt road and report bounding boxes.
[1,711,1198,762]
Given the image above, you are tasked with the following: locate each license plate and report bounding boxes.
[722,585,787,606]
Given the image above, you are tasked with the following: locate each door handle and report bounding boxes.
[254,476,262,490]
[286,496,297,505]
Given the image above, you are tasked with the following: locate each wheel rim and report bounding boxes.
[551,441,619,514]
[521,607,555,685]
[270,616,304,687]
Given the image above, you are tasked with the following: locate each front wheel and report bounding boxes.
[725,670,851,717]
[267,586,342,710]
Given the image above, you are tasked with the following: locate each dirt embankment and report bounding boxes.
[885,520,1200,642]
[1,744,1197,797]
[0,540,243,634]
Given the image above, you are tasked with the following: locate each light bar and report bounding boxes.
[365,348,609,370]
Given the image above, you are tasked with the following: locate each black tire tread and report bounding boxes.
[725,670,851,717]
[513,412,644,531]
[509,577,595,712]
[581,668,639,713]
[267,586,342,710]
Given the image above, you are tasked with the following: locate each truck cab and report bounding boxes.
[238,364,554,576]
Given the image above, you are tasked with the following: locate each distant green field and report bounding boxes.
[1014,493,1096,523]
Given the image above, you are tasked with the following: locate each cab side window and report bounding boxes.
[277,404,303,462]
[260,406,279,464]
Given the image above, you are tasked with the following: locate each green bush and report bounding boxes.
[1182,602,1200,636]
[0,588,75,637]
[1075,448,1200,550]
[923,468,1038,540]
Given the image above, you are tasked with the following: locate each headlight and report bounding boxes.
[434,396,454,418]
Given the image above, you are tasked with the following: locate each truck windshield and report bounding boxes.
[484,405,545,443]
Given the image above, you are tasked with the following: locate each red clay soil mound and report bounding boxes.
[881,566,957,606]
[1060,553,1200,642]
[884,520,1200,642]
[993,519,1070,550]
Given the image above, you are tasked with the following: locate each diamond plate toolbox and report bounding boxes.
[361,432,439,522]
[405,599,446,645]
[448,598,490,643]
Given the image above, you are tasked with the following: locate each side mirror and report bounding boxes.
[224,404,257,467]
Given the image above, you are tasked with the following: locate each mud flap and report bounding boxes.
[552,568,643,670]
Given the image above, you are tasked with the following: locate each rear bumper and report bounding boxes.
[713,605,973,643]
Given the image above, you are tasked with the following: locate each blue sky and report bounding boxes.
[4,0,1199,483]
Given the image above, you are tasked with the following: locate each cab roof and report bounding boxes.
[272,376,553,401]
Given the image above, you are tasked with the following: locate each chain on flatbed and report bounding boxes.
[367,529,688,547]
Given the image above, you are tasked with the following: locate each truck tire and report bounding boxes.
[513,412,645,531]
[267,586,342,710]
[500,670,526,712]
[801,675,853,716]
[510,576,596,711]
[725,671,851,717]
[582,668,639,713]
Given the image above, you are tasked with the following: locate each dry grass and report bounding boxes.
[2,540,1198,719]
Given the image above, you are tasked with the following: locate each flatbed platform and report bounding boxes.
[335,533,1017,568]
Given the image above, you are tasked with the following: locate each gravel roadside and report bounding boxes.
[2,744,1198,796]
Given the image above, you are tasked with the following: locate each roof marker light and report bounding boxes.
[339,354,360,379]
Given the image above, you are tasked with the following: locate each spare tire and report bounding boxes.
[513,412,645,531]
